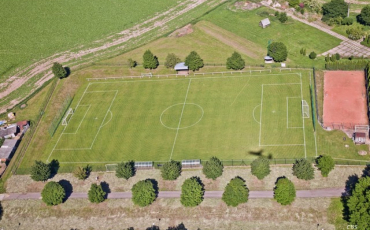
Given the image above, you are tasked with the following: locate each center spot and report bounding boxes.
[160,103,204,130]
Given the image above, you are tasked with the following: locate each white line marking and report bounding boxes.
[286,97,302,129]
[262,83,301,86]
[54,148,91,151]
[85,90,118,93]
[169,79,192,160]
[100,110,113,128]
[259,85,264,146]
[260,144,305,146]
[160,103,204,130]
[63,105,91,134]
[252,104,261,124]
[230,77,251,106]
[299,73,307,158]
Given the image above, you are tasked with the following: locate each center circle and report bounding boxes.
[160,103,204,130]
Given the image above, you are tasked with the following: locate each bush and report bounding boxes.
[275,11,280,17]
[267,42,288,62]
[116,161,135,180]
[316,155,335,177]
[251,157,271,180]
[165,53,181,69]
[322,0,347,22]
[88,183,106,203]
[358,5,370,26]
[278,12,288,23]
[288,0,300,7]
[52,62,67,79]
[41,181,65,206]
[161,160,182,180]
[292,158,314,180]
[309,51,317,59]
[180,177,204,207]
[325,54,330,62]
[274,177,296,205]
[127,58,137,68]
[226,52,245,70]
[132,180,156,207]
[342,17,353,25]
[31,160,51,182]
[202,157,223,180]
[185,51,204,71]
[346,26,365,40]
[73,165,91,180]
[304,0,322,13]
[335,53,341,60]
[143,50,159,69]
[300,8,305,15]
[222,177,249,207]
[362,35,370,47]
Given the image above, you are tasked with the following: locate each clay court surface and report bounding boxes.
[323,71,368,129]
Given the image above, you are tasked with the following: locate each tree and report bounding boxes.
[251,157,271,180]
[267,42,288,62]
[164,53,181,69]
[161,160,182,180]
[127,58,137,68]
[143,50,159,69]
[222,177,249,207]
[73,165,91,180]
[167,223,187,230]
[316,155,335,177]
[31,160,51,182]
[41,181,66,206]
[185,51,204,71]
[131,180,156,207]
[226,52,245,70]
[274,177,296,205]
[116,161,135,180]
[292,158,314,180]
[309,51,317,59]
[202,157,223,180]
[347,176,370,229]
[321,0,348,22]
[52,62,67,79]
[88,183,106,203]
[278,12,288,23]
[342,17,353,25]
[358,5,370,26]
[181,177,204,207]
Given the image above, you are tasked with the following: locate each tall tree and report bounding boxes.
[292,158,315,180]
[226,52,245,70]
[88,183,106,203]
[251,157,271,180]
[143,50,159,69]
[321,0,348,22]
[161,160,182,180]
[132,180,156,207]
[52,62,67,79]
[116,161,135,180]
[316,155,335,177]
[181,177,204,207]
[358,5,370,25]
[267,42,288,62]
[347,176,370,229]
[30,160,51,182]
[274,177,296,205]
[41,181,66,206]
[165,53,181,69]
[185,51,204,71]
[202,157,223,180]
[222,177,249,207]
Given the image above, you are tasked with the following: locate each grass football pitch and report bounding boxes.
[45,71,316,165]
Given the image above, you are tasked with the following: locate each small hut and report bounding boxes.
[259,18,271,28]
[353,132,366,144]
[174,62,189,75]
[264,56,274,63]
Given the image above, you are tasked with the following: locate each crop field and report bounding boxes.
[39,70,317,168]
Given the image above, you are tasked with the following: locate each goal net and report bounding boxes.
[61,108,74,126]
[302,100,309,118]
[105,164,118,172]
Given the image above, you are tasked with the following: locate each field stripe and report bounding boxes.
[169,79,192,160]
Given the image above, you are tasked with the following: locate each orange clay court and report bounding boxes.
[323,71,368,129]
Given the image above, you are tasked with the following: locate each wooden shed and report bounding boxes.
[174,62,189,75]
[353,132,366,144]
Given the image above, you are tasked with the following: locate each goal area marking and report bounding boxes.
[302,100,310,119]
[62,108,74,126]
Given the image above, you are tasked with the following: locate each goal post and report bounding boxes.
[105,164,118,172]
[302,100,309,118]
[141,73,152,78]
[62,108,74,126]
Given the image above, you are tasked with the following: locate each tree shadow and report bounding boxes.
[146,225,160,230]
[0,202,3,221]
[126,228,134,230]
[167,223,187,230]
[100,181,111,199]
[49,159,59,179]
[147,179,159,197]
[59,179,73,201]
[362,164,370,177]
[64,67,71,78]
[248,149,264,157]
[85,164,92,179]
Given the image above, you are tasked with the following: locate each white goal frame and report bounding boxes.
[301,100,309,118]
[355,125,369,133]
[141,73,152,78]
[105,164,118,172]
[62,108,74,126]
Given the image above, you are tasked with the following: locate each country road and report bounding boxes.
[0,188,346,201]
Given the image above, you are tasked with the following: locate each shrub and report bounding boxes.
[267,42,288,62]
[127,58,137,68]
[251,157,271,180]
[226,52,245,70]
[346,26,365,40]
[143,50,159,69]
[41,181,65,206]
[292,158,314,180]
[278,12,288,23]
[342,17,353,25]
[335,53,341,60]
[316,155,335,177]
[180,177,204,207]
[165,53,181,69]
[88,183,106,203]
[358,5,370,26]
[73,165,91,180]
[116,161,135,180]
[132,180,156,207]
[325,54,330,62]
[300,8,305,15]
[185,51,204,71]
[304,0,322,13]
[288,0,300,7]
[222,177,249,207]
[309,51,317,59]
[161,160,182,180]
[52,62,67,79]
[274,177,296,205]
[202,157,224,180]
[31,160,51,182]
[275,11,280,17]
[330,55,336,62]
[362,35,370,47]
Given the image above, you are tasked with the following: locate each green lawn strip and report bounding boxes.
[327,198,349,229]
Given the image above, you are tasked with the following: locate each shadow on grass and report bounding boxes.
[59,179,73,201]
[49,159,59,179]
[100,181,111,199]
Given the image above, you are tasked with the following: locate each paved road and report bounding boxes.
[0,188,346,201]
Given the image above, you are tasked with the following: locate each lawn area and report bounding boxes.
[0,0,180,79]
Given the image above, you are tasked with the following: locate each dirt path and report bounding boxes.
[0,0,225,113]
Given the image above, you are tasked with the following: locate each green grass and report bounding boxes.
[327,198,348,229]
[0,0,180,78]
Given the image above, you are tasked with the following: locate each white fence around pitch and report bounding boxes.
[86,68,295,81]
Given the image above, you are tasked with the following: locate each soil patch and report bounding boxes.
[168,24,194,37]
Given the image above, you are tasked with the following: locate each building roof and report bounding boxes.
[264,56,273,60]
[0,125,17,138]
[0,139,18,159]
[260,18,270,26]
[174,62,189,71]
[355,132,366,138]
